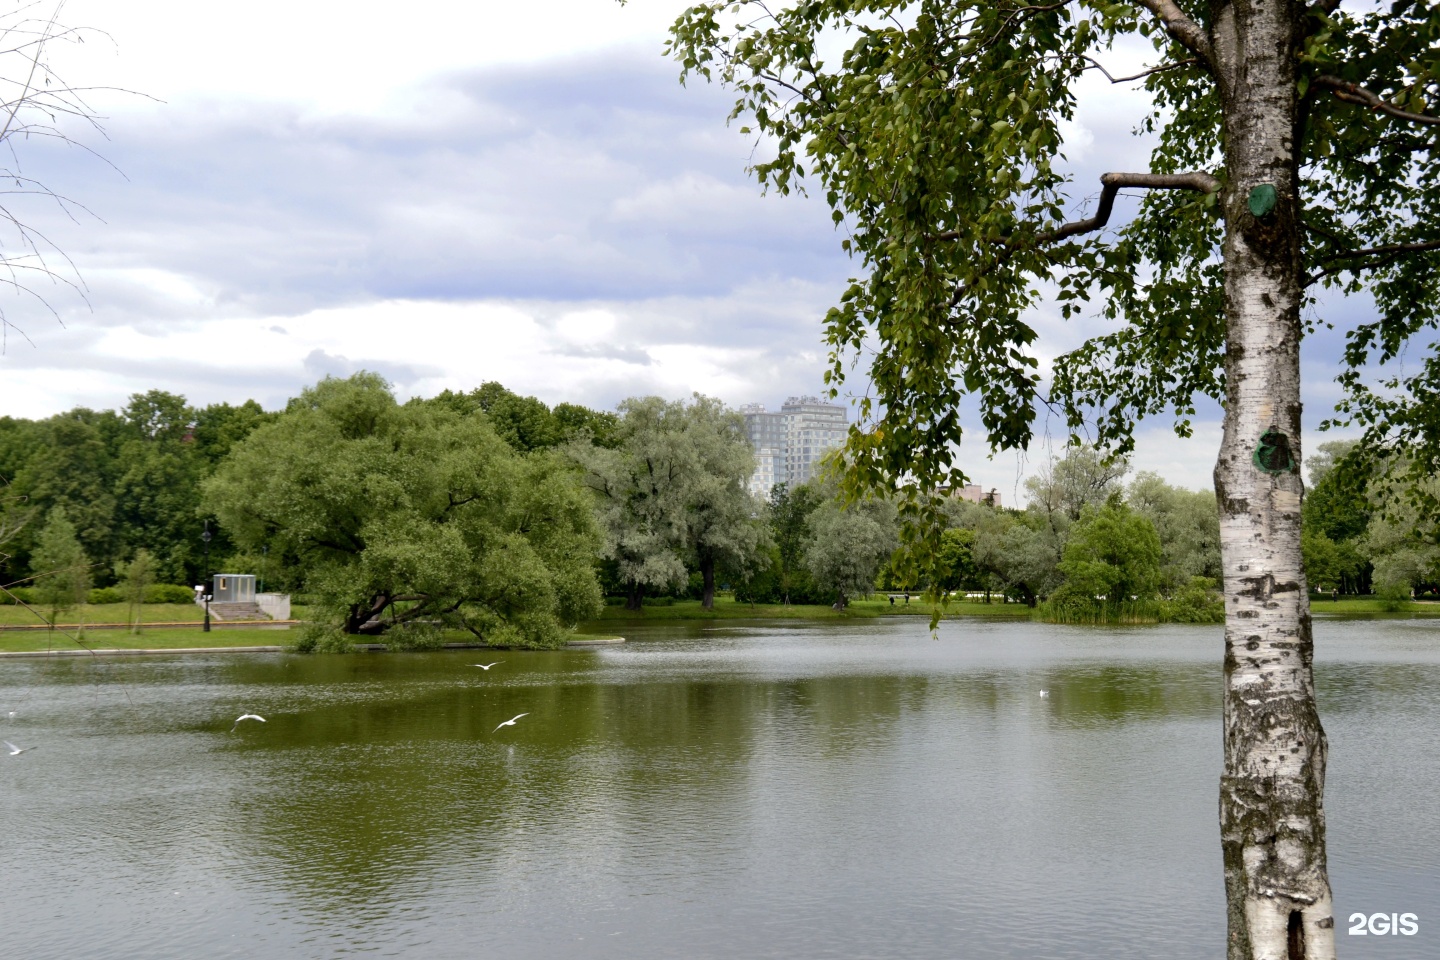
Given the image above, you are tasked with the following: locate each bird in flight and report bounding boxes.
[494,713,529,732]
[230,714,266,733]
[3,740,35,756]
[472,662,503,670]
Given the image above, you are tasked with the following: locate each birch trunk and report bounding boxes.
[1212,2,1336,957]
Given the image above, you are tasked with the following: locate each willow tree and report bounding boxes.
[670,1,1440,956]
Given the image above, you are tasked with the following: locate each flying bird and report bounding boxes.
[471,662,503,670]
[230,713,266,732]
[3,740,35,755]
[494,713,529,732]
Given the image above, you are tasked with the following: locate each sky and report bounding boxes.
[0,0,1381,497]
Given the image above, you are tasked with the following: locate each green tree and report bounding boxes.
[572,395,767,609]
[769,482,823,603]
[117,548,156,635]
[1056,503,1164,603]
[31,507,91,633]
[668,0,1440,945]
[1362,475,1440,597]
[1127,472,1222,590]
[804,496,898,607]
[204,373,603,647]
[933,527,980,593]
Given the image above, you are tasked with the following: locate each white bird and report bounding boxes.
[1039,690,1049,698]
[494,713,529,732]
[471,662,503,671]
[230,713,266,732]
[3,739,35,755]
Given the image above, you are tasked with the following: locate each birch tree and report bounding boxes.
[669,1,1440,955]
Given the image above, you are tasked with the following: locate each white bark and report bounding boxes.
[1212,2,1336,958]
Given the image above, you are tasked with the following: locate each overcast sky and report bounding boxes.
[0,0,1381,496]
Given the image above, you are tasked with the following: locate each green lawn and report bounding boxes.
[0,625,296,654]
[586,595,1034,621]
[0,603,309,628]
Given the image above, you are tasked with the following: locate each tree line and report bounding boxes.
[2,374,1434,643]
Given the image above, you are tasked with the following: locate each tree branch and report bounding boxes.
[1314,74,1440,126]
[1083,55,1198,84]
[1131,0,1216,72]
[937,171,1220,306]
[1303,238,1440,287]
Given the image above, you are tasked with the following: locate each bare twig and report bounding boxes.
[1314,74,1440,126]
[936,171,1220,305]
[1303,238,1440,287]
[1083,55,1198,84]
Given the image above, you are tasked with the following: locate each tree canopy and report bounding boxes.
[204,373,603,648]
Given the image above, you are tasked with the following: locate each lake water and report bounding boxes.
[2,617,1437,959]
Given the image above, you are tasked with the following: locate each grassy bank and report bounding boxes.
[0,625,297,654]
[0,603,311,628]
[586,595,1034,621]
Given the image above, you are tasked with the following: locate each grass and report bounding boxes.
[0,625,297,654]
[587,595,1034,621]
[1310,596,1440,617]
[0,603,309,628]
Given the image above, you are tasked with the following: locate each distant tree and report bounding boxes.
[191,400,274,466]
[1025,447,1130,525]
[1127,473,1222,590]
[1362,475,1440,597]
[117,548,156,635]
[15,411,122,568]
[933,527,980,594]
[769,482,822,604]
[552,402,621,448]
[1055,503,1164,604]
[205,374,603,647]
[573,395,766,609]
[31,507,90,633]
[804,498,898,607]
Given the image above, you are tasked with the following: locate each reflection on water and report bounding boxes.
[2,618,1438,959]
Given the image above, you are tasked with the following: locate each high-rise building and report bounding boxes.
[742,395,848,496]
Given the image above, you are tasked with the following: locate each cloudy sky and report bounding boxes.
[0,0,1377,495]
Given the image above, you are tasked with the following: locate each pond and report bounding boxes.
[2,617,1437,959]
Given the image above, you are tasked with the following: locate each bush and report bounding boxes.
[292,622,353,653]
[384,622,445,651]
[1160,577,1226,624]
[144,583,197,604]
[1,586,36,605]
[87,587,124,605]
[1376,580,1412,612]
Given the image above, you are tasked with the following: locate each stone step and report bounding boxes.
[208,602,269,621]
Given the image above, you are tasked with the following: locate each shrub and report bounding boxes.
[292,622,352,653]
[1376,580,1412,612]
[144,583,197,604]
[1160,577,1226,624]
[1,586,37,605]
[87,587,124,605]
[384,622,445,651]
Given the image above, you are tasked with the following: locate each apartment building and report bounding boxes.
[742,396,848,497]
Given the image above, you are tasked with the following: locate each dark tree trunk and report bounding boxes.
[625,580,644,611]
[701,555,716,609]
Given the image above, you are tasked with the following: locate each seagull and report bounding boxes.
[1039,690,1049,698]
[230,713,266,733]
[494,713,529,732]
[3,739,35,755]
[471,662,503,670]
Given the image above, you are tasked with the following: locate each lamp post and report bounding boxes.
[201,521,212,633]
